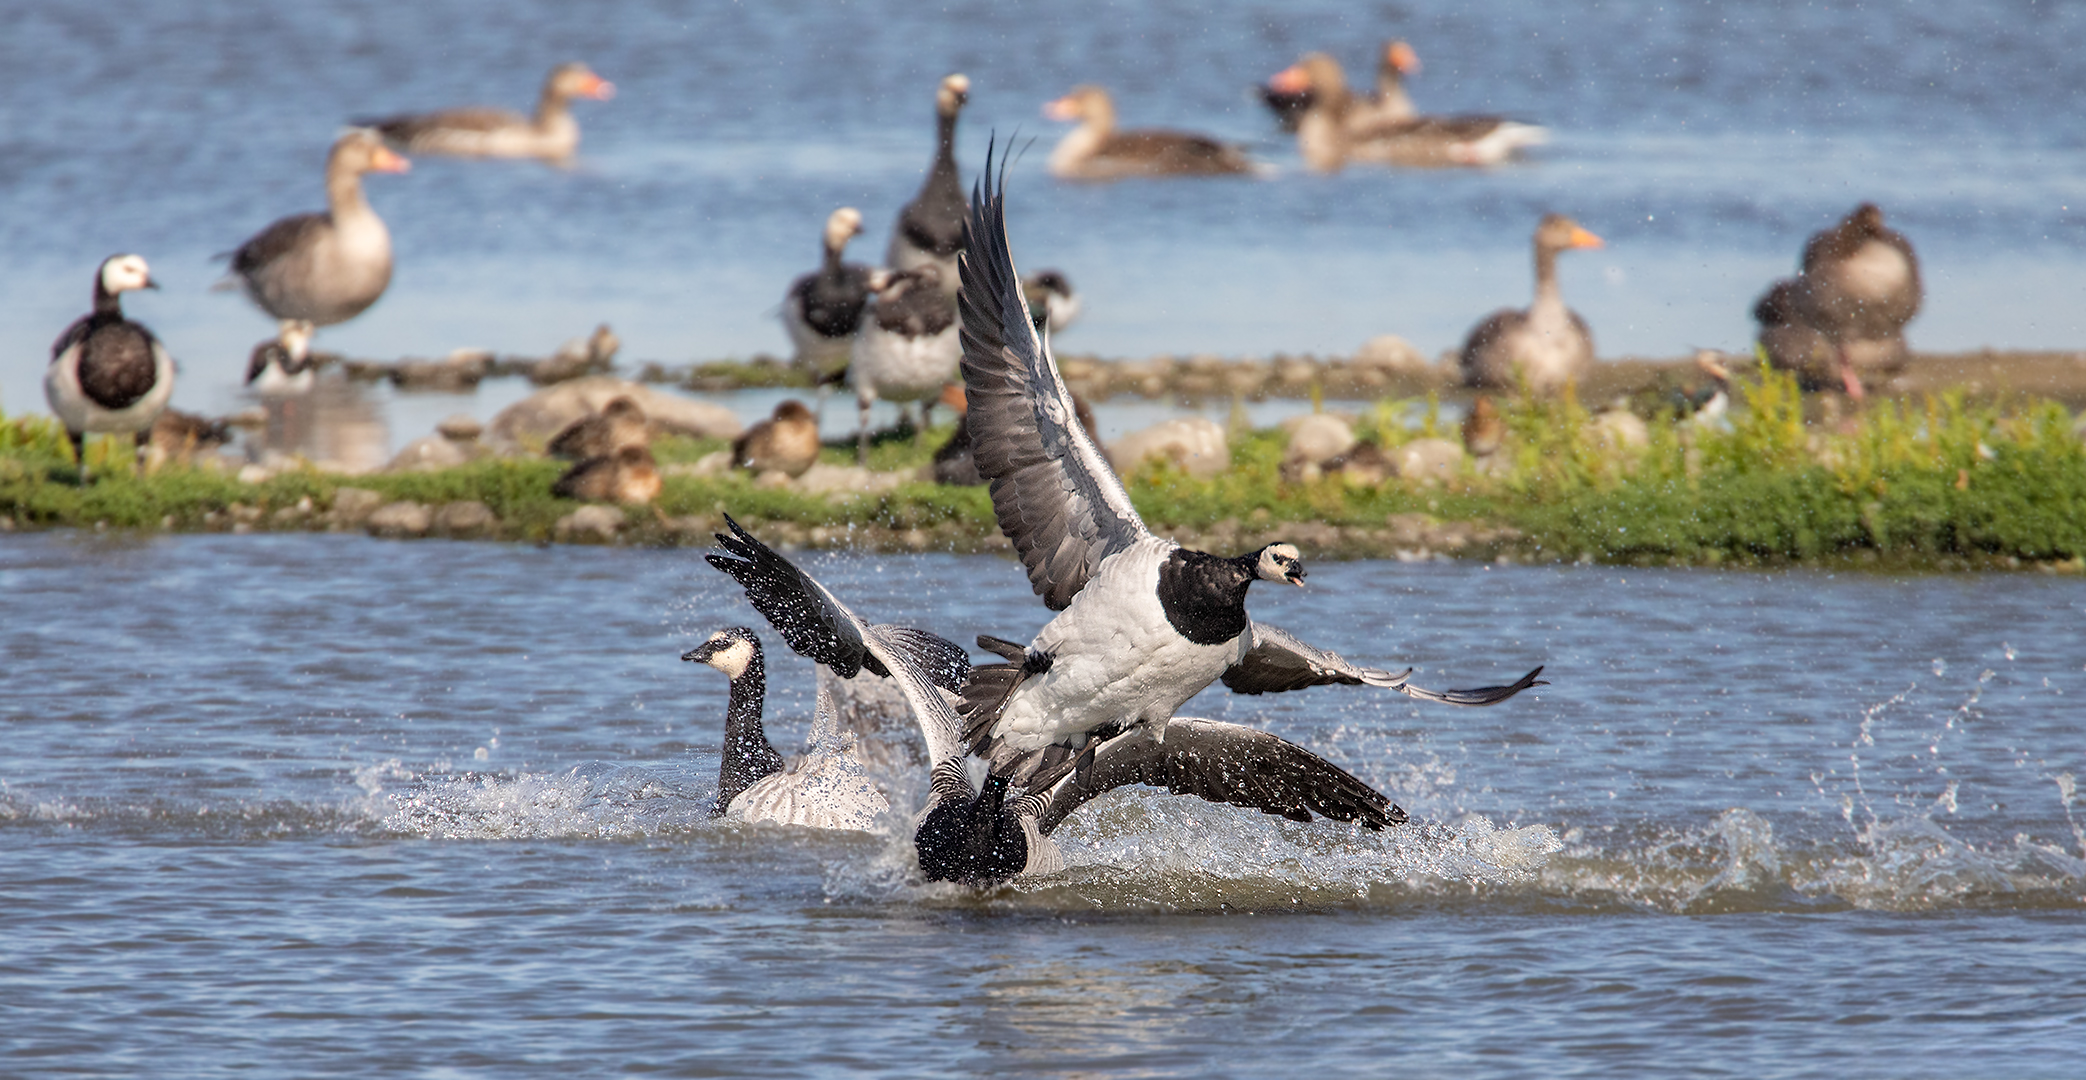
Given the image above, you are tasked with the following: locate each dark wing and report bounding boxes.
[870,625,971,695]
[230,213,330,276]
[959,143,1150,610]
[362,106,527,141]
[1224,622,1547,706]
[1023,716,1406,835]
[1107,130,1254,174]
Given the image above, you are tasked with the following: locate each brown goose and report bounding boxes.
[886,74,971,295]
[732,400,821,478]
[224,130,408,350]
[1271,52,1546,171]
[1754,203,1921,399]
[1044,85,1258,180]
[1258,40,1418,133]
[1460,214,1604,395]
[362,63,614,162]
[45,254,174,478]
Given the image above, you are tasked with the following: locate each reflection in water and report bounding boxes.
[251,373,388,474]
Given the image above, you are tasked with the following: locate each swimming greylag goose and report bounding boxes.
[886,74,970,295]
[1271,52,1546,171]
[222,130,408,348]
[548,396,648,460]
[732,400,821,478]
[45,254,174,478]
[1044,85,1258,180]
[1753,203,1921,399]
[362,62,613,163]
[1460,214,1604,395]
[683,627,888,830]
[1257,39,1418,133]
[552,443,661,504]
[848,264,959,462]
[245,320,317,396]
[783,207,883,379]
[706,516,1406,887]
[957,150,1545,761]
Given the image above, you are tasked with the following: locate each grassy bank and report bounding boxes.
[5,366,2085,570]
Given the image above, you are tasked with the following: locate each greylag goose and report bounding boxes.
[244,320,316,396]
[706,516,1405,888]
[782,207,882,379]
[551,443,661,504]
[222,130,408,349]
[683,627,888,830]
[957,150,1544,761]
[1754,203,1921,399]
[1044,85,1258,180]
[886,74,970,295]
[362,62,613,163]
[1271,52,1546,171]
[848,264,958,462]
[548,396,648,460]
[1021,269,1081,334]
[1258,39,1417,132]
[732,400,821,478]
[45,254,174,478]
[1459,214,1604,395]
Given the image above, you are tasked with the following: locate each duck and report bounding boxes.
[361,62,613,163]
[782,207,882,379]
[1044,85,1258,180]
[45,254,175,478]
[1461,394,1503,460]
[1270,52,1545,171]
[706,516,1407,888]
[551,443,661,504]
[222,130,409,348]
[1021,269,1081,335]
[548,396,648,460]
[682,627,888,830]
[1459,214,1604,395]
[886,74,971,295]
[848,264,959,462]
[732,400,821,478]
[244,320,317,396]
[955,150,1545,763]
[1754,203,1921,399]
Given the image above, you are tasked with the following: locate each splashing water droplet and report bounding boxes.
[1932,658,1946,677]
[2004,642,2017,661]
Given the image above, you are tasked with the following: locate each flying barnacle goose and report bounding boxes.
[782,207,882,381]
[45,254,175,479]
[683,626,888,831]
[886,74,971,296]
[706,515,1406,887]
[954,146,1545,762]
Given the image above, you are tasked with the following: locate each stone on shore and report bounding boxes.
[1353,334,1429,373]
[489,377,741,452]
[366,501,433,538]
[328,487,386,526]
[1589,409,1651,451]
[1391,438,1466,484]
[555,504,627,542]
[432,500,498,537]
[1110,417,1230,479]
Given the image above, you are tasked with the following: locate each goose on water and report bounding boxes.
[362,62,614,163]
[45,254,175,478]
[783,207,884,380]
[706,516,1405,887]
[1044,85,1258,180]
[848,264,959,462]
[1754,202,1921,399]
[1271,52,1545,172]
[1459,214,1604,395]
[886,74,971,295]
[683,626,888,831]
[954,150,1545,764]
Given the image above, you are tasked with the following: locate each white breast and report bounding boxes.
[1837,241,1912,300]
[850,321,959,403]
[725,743,888,832]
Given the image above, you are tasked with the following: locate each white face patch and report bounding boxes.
[701,634,756,679]
[100,255,152,295]
[1257,543,1305,584]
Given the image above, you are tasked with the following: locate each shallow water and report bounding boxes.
[7,0,2086,425]
[4,532,2083,1075]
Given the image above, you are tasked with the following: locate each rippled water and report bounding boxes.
[6,0,2086,424]
[4,532,2083,1075]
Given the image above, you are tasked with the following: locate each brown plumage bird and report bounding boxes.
[553,444,661,504]
[1044,85,1257,180]
[361,63,614,163]
[732,400,821,478]
[1754,203,1921,399]
[1461,395,1503,459]
[1460,215,1604,395]
[548,396,648,460]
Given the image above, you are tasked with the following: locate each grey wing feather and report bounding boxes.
[231,213,329,276]
[958,144,1149,610]
[1029,717,1406,835]
[1224,622,1547,706]
[869,625,971,694]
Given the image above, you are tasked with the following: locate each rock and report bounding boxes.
[1110,418,1230,479]
[662,450,734,479]
[488,377,741,452]
[1354,334,1428,372]
[386,434,472,472]
[555,504,627,542]
[1589,409,1651,451]
[795,462,911,497]
[237,464,273,485]
[1282,413,1357,469]
[329,487,386,525]
[390,349,493,392]
[366,501,433,538]
[1385,512,1434,547]
[432,500,498,537]
[1391,438,1466,484]
[437,414,484,442]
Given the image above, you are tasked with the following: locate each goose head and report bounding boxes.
[823,206,864,253]
[334,129,411,176]
[1270,53,1350,102]
[1535,214,1603,255]
[1384,40,1421,79]
[937,73,970,118]
[683,626,762,679]
[1044,85,1116,128]
[1254,542,1308,587]
[548,62,615,103]
[96,254,157,298]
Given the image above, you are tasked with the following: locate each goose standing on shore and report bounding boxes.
[849,264,958,462]
[887,74,971,295]
[707,516,1407,887]
[732,400,821,478]
[1754,203,1921,399]
[783,207,883,379]
[1459,214,1604,394]
[683,626,888,830]
[221,130,409,353]
[46,255,174,478]
[361,62,613,163]
[957,152,1544,763]
[1044,85,1258,180]
[245,320,317,396]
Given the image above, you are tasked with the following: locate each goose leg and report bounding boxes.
[68,429,88,483]
[857,385,875,465]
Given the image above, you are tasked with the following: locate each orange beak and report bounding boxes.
[939,382,969,414]
[1389,41,1420,75]
[1043,95,1080,122]
[1569,226,1604,249]
[582,74,616,101]
[371,146,411,174]
[1268,65,1310,94]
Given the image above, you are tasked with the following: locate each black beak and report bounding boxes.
[144,278,161,290]
[1288,566,1308,586]
[682,641,717,663]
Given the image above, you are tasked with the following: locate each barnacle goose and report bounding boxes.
[683,626,887,831]
[886,74,970,295]
[955,146,1545,760]
[706,516,1406,887]
[782,207,882,381]
[847,263,958,463]
[45,254,175,478]
[245,320,317,396]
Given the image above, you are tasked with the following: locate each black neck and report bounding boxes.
[915,774,1029,886]
[1156,548,1261,646]
[92,281,123,318]
[934,109,958,162]
[714,651,785,815]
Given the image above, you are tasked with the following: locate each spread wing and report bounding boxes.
[958,143,1150,610]
[1224,621,1548,706]
[363,107,528,140]
[1020,716,1407,835]
[231,213,329,276]
[705,515,966,766]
